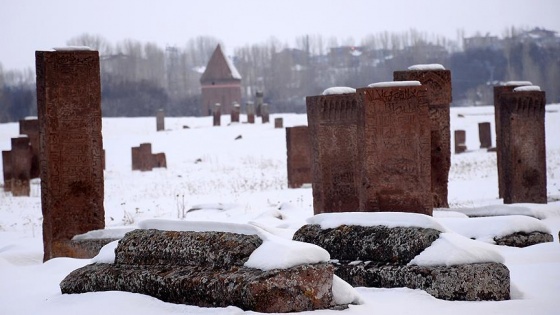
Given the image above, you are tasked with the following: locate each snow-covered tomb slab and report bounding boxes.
[61,226,361,312]
[368,80,421,88]
[294,212,510,301]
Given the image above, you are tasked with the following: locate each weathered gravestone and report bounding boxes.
[357,82,432,215]
[256,90,264,117]
[36,49,105,261]
[10,137,32,196]
[495,86,546,204]
[454,130,467,154]
[478,122,492,149]
[156,109,165,131]
[493,81,532,199]
[231,102,240,123]
[306,88,360,213]
[246,101,255,124]
[2,151,12,192]
[394,65,452,208]
[261,103,270,123]
[131,143,167,171]
[19,118,40,178]
[213,103,221,126]
[274,117,283,128]
[286,126,312,188]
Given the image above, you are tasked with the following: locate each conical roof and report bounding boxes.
[200,44,242,83]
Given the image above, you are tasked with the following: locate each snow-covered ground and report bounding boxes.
[1,104,559,315]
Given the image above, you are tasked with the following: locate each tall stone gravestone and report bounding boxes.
[213,103,221,126]
[495,86,547,204]
[286,126,312,189]
[231,102,240,123]
[306,88,360,213]
[10,137,32,196]
[2,151,12,192]
[256,91,264,117]
[478,122,492,149]
[454,130,467,154]
[357,82,432,215]
[394,65,452,208]
[493,81,532,199]
[36,49,105,261]
[246,101,255,124]
[19,118,40,178]
[261,103,270,123]
[156,109,165,131]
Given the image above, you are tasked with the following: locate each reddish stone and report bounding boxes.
[153,152,167,168]
[231,102,240,123]
[156,109,165,131]
[19,118,40,179]
[478,122,492,149]
[212,103,221,126]
[394,69,452,208]
[286,126,312,189]
[306,93,360,213]
[256,91,264,117]
[357,85,432,215]
[2,151,12,192]
[496,90,546,204]
[36,50,105,261]
[131,147,140,171]
[246,101,255,124]
[261,103,270,123]
[454,130,467,154]
[274,117,283,128]
[10,137,32,196]
[138,143,153,171]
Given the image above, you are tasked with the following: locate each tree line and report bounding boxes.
[1,27,558,122]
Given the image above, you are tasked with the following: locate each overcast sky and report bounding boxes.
[1,0,559,70]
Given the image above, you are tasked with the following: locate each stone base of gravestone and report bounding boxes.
[294,223,510,301]
[60,229,343,312]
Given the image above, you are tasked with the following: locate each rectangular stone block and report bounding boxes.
[286,126,312,189]
[356,84,432,215]
[138,143,153,171]
[246,102,255,124]
[261,103,270,123]
[36,50,105,261]
[213,103,221,126]
[496,90,547,204]
[454,130,467,154]
[231,102,240,123]
[306,93,360,213]
[19,118,40,179]
[478,122,492,148]
[274,117,283,128]
[394,69,451,207]
[2,151,12,192]
[10,137,32,196]
[156,109,165,131]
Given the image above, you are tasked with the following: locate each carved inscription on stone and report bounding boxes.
[306,93,360,214]
[497,90,546,204]
[394,69,451,207]
[356,85,432,215]
[36,50,104,261]
[286,126,312,189]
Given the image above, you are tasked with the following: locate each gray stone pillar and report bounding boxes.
[156,109,165,131]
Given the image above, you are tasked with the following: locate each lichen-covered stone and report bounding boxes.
[115,229,262,268]
[60,262,335,313]
[293,224,440,264]
[494,231,553,247]
[334,262,510,301]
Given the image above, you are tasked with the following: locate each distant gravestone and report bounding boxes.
[496,87,547,204]
[36,49,105,261]
[256,91,264,117]
[357,82,432,215]
[131,147,141,171]
[10,137,32,196]
[153,152,167,168]
[286,126,312,189]
[494,82,532,199]
[19,118,40,178]
[231,102,240,123]
[246,101,255,124]
[478,122,492,149]
[454,130,467,154]
[213,103,221,126]
[1,151,12,192]
[394,66,452,208]
[132,143,167,171]
[274,117,283,128]
[156,109,165,131]
[261,103,270,123]
[306,92,360,213]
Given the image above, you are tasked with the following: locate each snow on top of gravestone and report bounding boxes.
[504,80,533,86]
[368,81,421,88]
[408,232,504,267]
[24,116,38,120]
[72,227,135,240]
[322,87,356,95]
[514,85,541,92]
[408,64,446,71]
[307,212,447,232]
[437,215,551,244]
[138,219,259,235]
[449,204,543,219]
[53,46,93,51]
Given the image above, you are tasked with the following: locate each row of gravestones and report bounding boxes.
[454,122,495,154]
[286,71,547,211]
